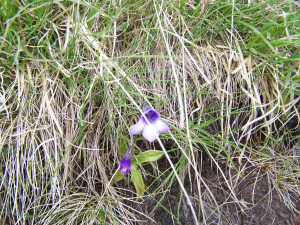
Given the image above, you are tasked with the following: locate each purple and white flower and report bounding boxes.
[119,147,131,174]
[130,105,169,142]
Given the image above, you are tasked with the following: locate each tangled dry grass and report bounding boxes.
[0,0,299,224]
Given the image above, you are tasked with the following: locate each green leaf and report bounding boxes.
[136,150,164,166]
[87,8,98,29]
[67,0,111,21]
[118,138,128,159]
[237,20,277,55]
[130,164,145,197]
[111,169,124,185]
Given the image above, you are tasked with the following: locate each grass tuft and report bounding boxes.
[0,0,299,224]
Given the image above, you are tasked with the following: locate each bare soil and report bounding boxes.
[115,150,300,225]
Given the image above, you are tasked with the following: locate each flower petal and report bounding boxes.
[143,104,153,114]
[130,119,146,135]
[142,124,159,142]
[142,105,160,123]
[120,164,130,174]
[144,109,160,122]
[120,149,131,174]
[153,119,169,134]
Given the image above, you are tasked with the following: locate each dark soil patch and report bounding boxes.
[201,161,300,225]
[114,138,299,224]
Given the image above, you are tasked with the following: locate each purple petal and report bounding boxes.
[144,109,160,123]
[153,119,169,134]
[130,119,146,135]
[142,124,159,142]
[142,105,160,123]
[143,104,153,114]
[120,149,131,174]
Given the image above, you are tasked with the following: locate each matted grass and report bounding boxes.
[0,0,299,224]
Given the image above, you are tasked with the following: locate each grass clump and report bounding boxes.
[0,0,299,224]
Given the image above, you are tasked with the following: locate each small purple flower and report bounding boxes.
[119,148,131,174]
[130,105,169,142]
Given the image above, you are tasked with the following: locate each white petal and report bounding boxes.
[130,119,146,135]
[153,119,169,134]
[142,124,159,142]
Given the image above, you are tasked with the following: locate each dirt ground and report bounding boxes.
[115,148,300,225]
